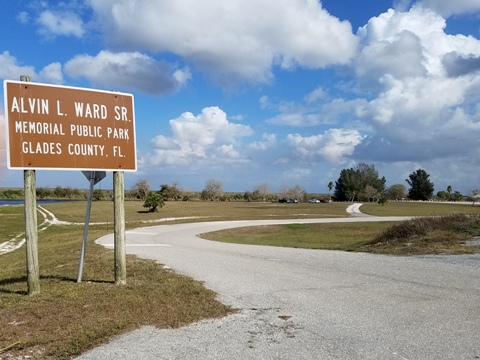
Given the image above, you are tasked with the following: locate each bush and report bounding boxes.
[143,193,164,212]
[370,214,480,245]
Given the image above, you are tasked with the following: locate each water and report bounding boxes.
[0,199,70,206]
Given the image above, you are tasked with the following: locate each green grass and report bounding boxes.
[39,200,350,225]
[360,201,480,216]
[0,205,25,240]
[200,222,396,251]
[201,216,480,256]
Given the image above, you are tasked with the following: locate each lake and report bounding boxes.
[0,200,71,206]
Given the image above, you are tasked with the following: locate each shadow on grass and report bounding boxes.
[0,276,28,295]
[0,275,114,295]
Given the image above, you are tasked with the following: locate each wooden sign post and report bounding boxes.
[3,79,137,291]
[20,75,40,296]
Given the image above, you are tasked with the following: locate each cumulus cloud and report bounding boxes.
[265,90,368,127]
[283,168,312,181]
[443,52,480,77]
[64,50,190,94]
[357,6,480,85]
[19,1,88,38]
[0,51,63,84]
[37,9,85,37]
[16,11,29,24]
[248,133,277,151]
[145,107,253,166]
[286,129,363,163]
[88,0,358,86]
[352,6,480,163]
[417,0,480,17]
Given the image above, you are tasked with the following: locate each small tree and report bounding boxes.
[328,181,334,193]
[386,184,407,201]
[377,193,388,205]
[143,193,164,212]
[280,184,307,201]
[201,179,224,201]
[362,185,380,202]
[468,189,480,206]
[253,183,271,201]
[437,190,448,201]
[132,179,151,200]
[159,182,182,201]
[452,191,463,202]
[328,181,334,200]
[406,169,434,201]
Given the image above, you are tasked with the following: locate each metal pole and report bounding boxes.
[77,176,95,283]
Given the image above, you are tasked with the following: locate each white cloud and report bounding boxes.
[357,6,480,83]
[283,168,312,181]
[352,6,480,163]
[16,11,29,24]
[287,129,363,163]
[248,133,277,151]
[88,0,358,86]
[265,94,368,127]
[417,0,480,17]
[0,51,63,84]
[146,106,253,166]
[37,9,85,37]
[64,50,190,94]
[0,51,36,80]
[39,62,63,84]
[304,87,328,104]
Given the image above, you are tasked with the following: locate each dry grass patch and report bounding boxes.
[41,201,350,227]
[0,225,231,359]
[363,214,480,255]
[360,201,480,216]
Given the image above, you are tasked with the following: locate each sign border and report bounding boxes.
[3,80,137,172]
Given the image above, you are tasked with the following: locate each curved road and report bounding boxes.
[78,205,480,360]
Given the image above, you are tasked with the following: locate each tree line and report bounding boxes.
[333,163,467,203]
[334,164,436,202]
[0,164,474,211]
[131,179,321,212]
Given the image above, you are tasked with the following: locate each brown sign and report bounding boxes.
[3,80,136,171]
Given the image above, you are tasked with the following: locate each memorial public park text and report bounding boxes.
[4,81,136,171]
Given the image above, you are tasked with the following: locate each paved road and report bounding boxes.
[77,209,480,360]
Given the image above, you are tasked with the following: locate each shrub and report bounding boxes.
[369,214,480,245]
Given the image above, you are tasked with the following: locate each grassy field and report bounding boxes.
[200,221,395,250]
[361,201,480,216]
[39,200,350,225]
[1,200,479,359]
[200,201,480,255]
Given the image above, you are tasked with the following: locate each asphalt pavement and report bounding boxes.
[76,207,480,360]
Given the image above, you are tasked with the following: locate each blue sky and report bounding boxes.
[1,0,480,195]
